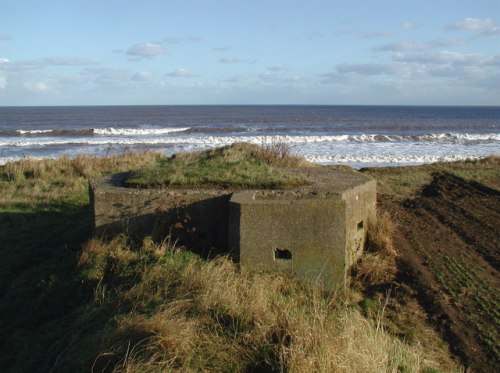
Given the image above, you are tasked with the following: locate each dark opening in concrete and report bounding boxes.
[357,221,364,231]
[275,248,292,260]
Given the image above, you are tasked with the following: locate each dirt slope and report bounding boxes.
[377,172,499,372]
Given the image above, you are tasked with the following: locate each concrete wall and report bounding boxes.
[90,173,232,256]
[342,179,377,277]
[228,191,347,291]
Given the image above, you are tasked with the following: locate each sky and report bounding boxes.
[0,0,499,106]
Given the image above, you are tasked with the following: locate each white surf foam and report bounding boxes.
[93,127,190,135]
[305,153,483,165]
[2,132,498,147]
[16,129,54,135]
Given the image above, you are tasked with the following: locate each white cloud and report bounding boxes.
[375,42,429,52]
[337,29,392,39]
[0,59,43,72]
[218,57,243,64]
[336,63,409,76]
[401,21,420,29]
[164,36,182,44]
[24,81,51,93]
[164,36,201,44]
[165,68,196,78]
[393,51,494,65]
[447,17,500,36]
[0,75,6,90]
[259,64,289,81]
[186,36,201,43]
[319,71,359,85]
[430,38,467,47]
[44,57,96,66]
[126,43,166,58]
[222,75,249,83]
[0,57,95,71]
[81,67,130,85]
[267,64,288,72]
[212,46,232,52]
[131,71,153,81]
[375,39,466,53]
[321,42,500,101]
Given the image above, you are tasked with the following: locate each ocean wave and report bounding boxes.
[305,153,485,165]
[0,132,498,148]
[14,129,95,136]
[92,127,191,135]
[17,129,54,135]
[8,127,191,137]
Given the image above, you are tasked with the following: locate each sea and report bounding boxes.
[0,105,499,168]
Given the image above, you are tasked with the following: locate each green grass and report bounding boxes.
[364,156,499,199]
[123,143,308,189]
[436,255,500,360]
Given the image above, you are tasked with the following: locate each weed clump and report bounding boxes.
[256,138,308,168]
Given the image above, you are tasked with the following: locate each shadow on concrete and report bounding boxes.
[96,194,236,260]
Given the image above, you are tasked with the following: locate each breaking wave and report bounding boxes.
[8,127,191,137]
[1,132,498,148]
[306,153,486,165]
[92,127,191,135]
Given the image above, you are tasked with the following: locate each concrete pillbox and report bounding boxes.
[228,168,376,291]
[90,167,376,291]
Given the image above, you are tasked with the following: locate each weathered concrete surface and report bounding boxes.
[90,167,376,290]
[229,191,347,289]
[90,173,232,255]
[228,168,376,291]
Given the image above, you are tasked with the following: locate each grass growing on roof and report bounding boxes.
[123,143,308,189]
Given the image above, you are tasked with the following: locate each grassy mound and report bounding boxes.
[123,143,309,189]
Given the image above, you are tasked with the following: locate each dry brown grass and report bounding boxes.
[0,151,162,208]
[353,212,398,286]
[257,138,312,168]
[79,237,448,373]
[0,144,309,207]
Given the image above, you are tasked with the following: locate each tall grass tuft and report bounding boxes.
[353,212,398,286]
[257,137,311,168]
